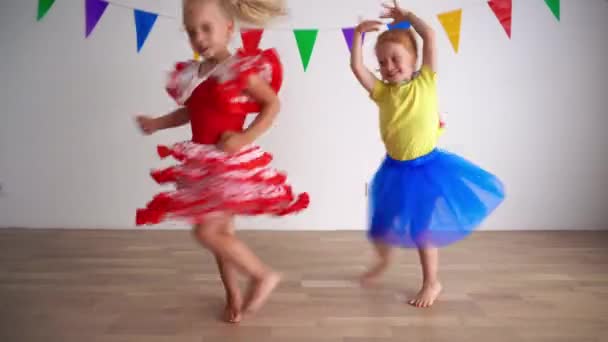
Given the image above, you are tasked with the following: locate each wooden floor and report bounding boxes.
[0,229,607,342]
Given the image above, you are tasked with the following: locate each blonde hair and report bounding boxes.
[183,0,286,26]
[376,28,418,62]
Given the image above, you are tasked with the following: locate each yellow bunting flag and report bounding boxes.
[437,9,462,53]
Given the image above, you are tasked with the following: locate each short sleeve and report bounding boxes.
[215,48,284,114]
[417,64,437,84]
[232,48,283,94]
[165,60,200,105]
[370,79,388,102]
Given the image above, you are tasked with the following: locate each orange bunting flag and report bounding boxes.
[437,9,462,53]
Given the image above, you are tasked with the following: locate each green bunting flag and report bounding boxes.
[293,29,318,71]
[37,0,56,21]
[544,0,560,21]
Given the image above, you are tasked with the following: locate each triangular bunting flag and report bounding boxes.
[341,27,364,52]
[487,0,512,38]
[241,29,264,51]
[544,0,560,21]
[37,0,56,21]
[437,9,462,53]
[387,21,411,30]
[293,29,318,71]
[85,0,109,38]
[134,9,158,52]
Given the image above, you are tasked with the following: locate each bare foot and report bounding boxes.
[243,272,281,314]
[408,282,442,308]
[223,296,243,323]
[359,261,389,287]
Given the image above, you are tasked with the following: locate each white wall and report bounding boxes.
[1,0,607,230]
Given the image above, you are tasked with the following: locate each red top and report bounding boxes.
[186,77,249,144]
[166,48,283,145]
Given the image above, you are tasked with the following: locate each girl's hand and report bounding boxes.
[382,0,437,71]
[355,20,383,34]
[136,115,160,135]
[439,112,447,128]
[380,0,410,24]
[217,131,250,154]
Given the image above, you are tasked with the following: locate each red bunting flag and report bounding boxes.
[241,29,264,51]
[488,0,512,38]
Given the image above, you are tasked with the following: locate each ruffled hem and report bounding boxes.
[136,142,309,226]
[368,149,504,248]
[136,192,310,225]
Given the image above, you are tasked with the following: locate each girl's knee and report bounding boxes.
[374,242,393,259]
[193,223,219,246]
[192,216,233,246]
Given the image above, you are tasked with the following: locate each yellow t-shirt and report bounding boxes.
[371,65,443,161]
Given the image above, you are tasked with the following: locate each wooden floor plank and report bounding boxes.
[0,229,606,341]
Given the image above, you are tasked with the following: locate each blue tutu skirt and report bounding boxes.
[368,149,505,248]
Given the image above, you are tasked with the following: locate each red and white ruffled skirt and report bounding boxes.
[136,142,309,225]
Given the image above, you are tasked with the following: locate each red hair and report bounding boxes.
[376,28,418,61]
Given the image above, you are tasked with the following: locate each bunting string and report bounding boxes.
[34,0,590,71]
